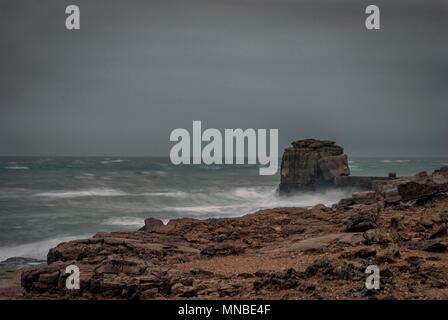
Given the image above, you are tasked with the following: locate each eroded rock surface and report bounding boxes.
[19,174,448,299]
[378,166,448,205]
[279,139,350,192]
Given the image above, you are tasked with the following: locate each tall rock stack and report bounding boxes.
[279,139,350,192]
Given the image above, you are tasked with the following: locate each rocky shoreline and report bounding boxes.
[3,164,445,299]
[2,139,448,300]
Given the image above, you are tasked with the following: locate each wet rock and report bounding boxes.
[337,198,355,208]
[170,282,199,297]
[340,248,377,260]
[418,219,433,230]
[351,191,378,205]
[303,259,362,282]
[311,204,331,212]
[38,271,60,285]
[389,217,403,230]
[253,269,302,291]
[305,259,335,277]
[189,268,214,277]
[411,240,448,252]
[429,226,447,239]
[377,247,401,263]
[345,212,377,232]
[201,243,246,256]
[377,167,448,204]
[363,230,394,245]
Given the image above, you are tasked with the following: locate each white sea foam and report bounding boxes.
[159,187,353,217]
[5,166,29,170]
[75,172,96,179]
[229,187,353,211]
[102,217,144,226]
[136,170,167,176]
[165,205,241,214]
[142,191,189,198]
[102,217,171,227]
[100,159,128,164]
[0,234,91,261]
[381,159,410,163]
[34,188,128,198]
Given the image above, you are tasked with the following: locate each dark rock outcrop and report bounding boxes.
[139,218,164,232]
[279,139,350,192]
[345,211,377,232]
[279,139,448,205]
[335,166,448,210]
[376,166,448,205]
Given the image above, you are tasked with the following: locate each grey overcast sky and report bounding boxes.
[0,0,447,157]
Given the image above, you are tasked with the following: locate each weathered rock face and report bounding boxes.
[336,166,448,209]
[377,166,448,205]
[18,188,448,300]
[279,139,350,192]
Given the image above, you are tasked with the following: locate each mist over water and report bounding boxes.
[0,156,447,261]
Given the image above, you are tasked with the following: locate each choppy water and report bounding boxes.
[0,156,446,261]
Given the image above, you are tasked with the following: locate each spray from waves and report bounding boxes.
[157,187,354,218]
[227,187,353,210]
[162,204,246,215]
[0,234,91,261]
[102,217,144,226]
[101,217,170,226]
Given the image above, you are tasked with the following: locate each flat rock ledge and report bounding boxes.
[19,167,448,299]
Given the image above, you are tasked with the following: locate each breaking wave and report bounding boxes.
[142,191,189,198]
[100,159,128,164]
[157,187,353,217]
[381,159,410,163]
[238,187,352,213]
[102,217,144,226]
[34,188,129,198]
[32,188,189,199]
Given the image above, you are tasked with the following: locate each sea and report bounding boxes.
[0,156,447,262]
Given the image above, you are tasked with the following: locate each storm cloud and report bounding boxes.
[1,0,447,157]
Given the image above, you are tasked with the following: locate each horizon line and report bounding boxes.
[0,155,447,159]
